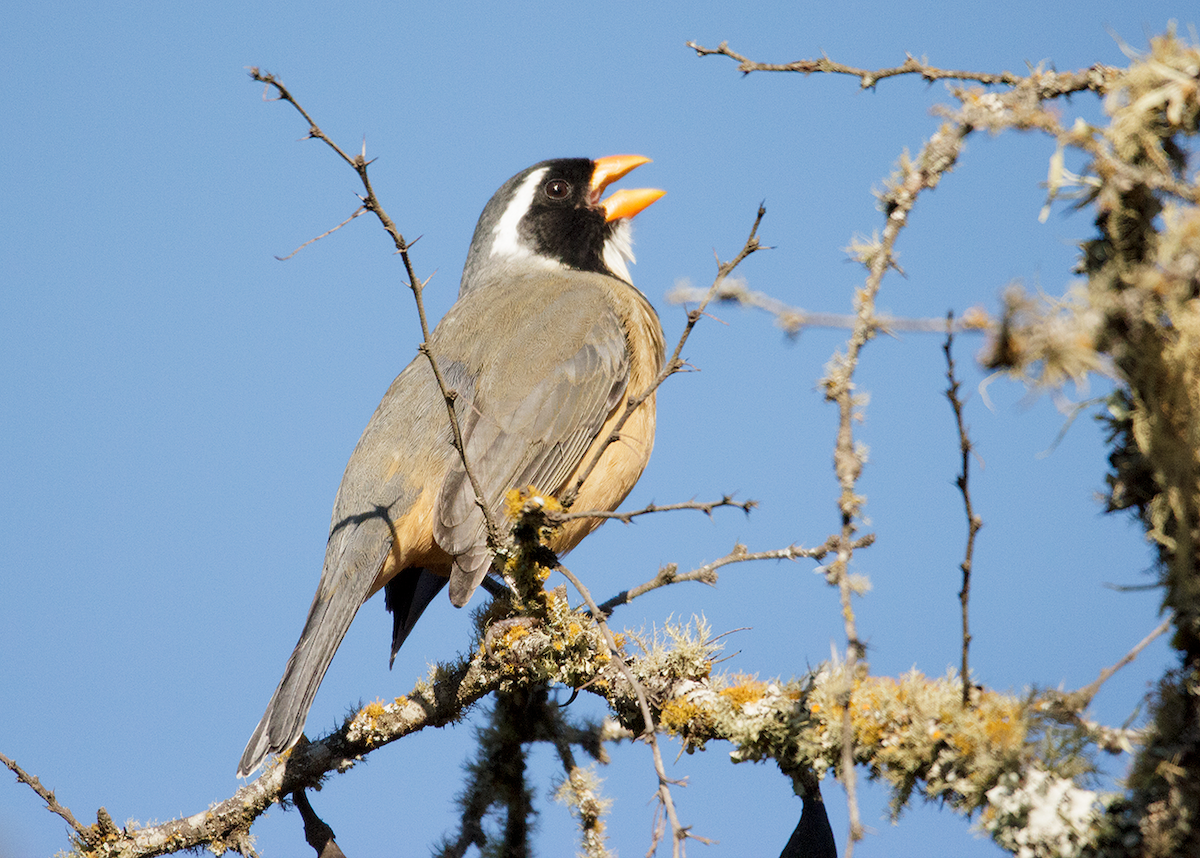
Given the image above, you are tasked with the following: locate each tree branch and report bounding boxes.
[0,751,91,845]
[597,538,837,617]
[554,495,756,526]
[813,92,971,858]
[686,40,1117,96]
[944,316,983,706]
[247,67,501,550]
[666,278,994,338]
[293,789,348,858]
[555,564,695,857]
[1070,618,1172,711]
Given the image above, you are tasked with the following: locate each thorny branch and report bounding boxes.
[555,495,756,525]
[687,40,1117,96]
[247,67,501,550]
[597,538,842,617]
[0,751,90,842]
[944,317,983,707]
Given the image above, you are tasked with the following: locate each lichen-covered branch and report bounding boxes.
[694,26,1200,857]
[44,579,1147,858]
[810,73,973,855]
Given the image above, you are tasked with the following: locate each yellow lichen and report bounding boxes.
[720,675,768,709]
[504,484,564,518]
[500,625,530,648]
[660,697,715,741]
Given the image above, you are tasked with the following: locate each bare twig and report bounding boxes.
[1072,618,1172,709]
[562,205,767,508]
[666,279,995,338]
[275,206,368,260]
[555,495,756,525]
[597,538,837,617]
[944,316,984,706]
[247,67,500,549]
[0,751,91,843]
[687,40,1117,96]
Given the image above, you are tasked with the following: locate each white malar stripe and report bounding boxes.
[602,219,636,285]
[489,167,547,262]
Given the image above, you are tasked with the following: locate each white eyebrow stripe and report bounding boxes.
[489,167,547,260]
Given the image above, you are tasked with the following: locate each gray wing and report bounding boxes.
[433,280,629,606]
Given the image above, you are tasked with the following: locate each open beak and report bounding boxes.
[590,155,666,223]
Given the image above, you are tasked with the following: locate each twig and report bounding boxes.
[0,751,91,842]
[247,67,500,549]
[944,315,984,706]
[687,41,1116,96]
[1073,618,1172,709]
[275,206,367,260]
[597,539,836,617]
[666,280,994,338]
[562,205,767,508]
[555,564,695,857]
[554,495,756,525]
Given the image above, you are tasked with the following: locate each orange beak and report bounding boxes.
[590,155,666,222]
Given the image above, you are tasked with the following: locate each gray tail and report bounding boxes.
[237,573,371,778]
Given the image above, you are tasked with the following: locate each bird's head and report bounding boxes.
[461,155,664,292]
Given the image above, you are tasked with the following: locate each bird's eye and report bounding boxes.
[544,179,572,200]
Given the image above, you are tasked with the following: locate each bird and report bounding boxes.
[237,155,666,778]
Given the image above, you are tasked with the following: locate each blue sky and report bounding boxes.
[1,2,1190,856]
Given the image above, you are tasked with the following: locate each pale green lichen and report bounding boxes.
[554,765,614,858]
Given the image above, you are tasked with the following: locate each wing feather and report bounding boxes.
[432,275,629,605]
